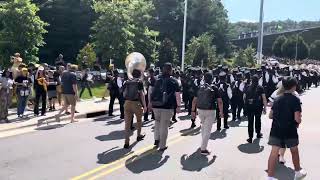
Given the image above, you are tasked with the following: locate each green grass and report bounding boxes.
[79,84,109,100]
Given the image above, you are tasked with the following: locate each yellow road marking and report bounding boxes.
[71,127,198,180]
[88,136,187,180]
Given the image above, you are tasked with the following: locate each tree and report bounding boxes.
[282,36,309,59]
[233,46,256,67]
[35,0,96,65]
[92,0,159,68]
[152,0,230,59]
[185,33,217,68]
[158,38,178,67]
[76,43,96,69]
[0,0,48,68]
[272,35,287,57]
[310,40,320,60]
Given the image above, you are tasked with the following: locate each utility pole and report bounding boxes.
[257,0,264,65]
[181,0,188,72]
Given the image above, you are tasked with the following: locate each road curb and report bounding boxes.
[0,109,109,133]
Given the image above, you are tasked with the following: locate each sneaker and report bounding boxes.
[279,156,286,164]
[257,133,263,138]
[224,125,229,129]
[154,140,160,147]
[137,134,146,142]
[217,127,221,131]
[247,138,253,143]
[190,122,196,128]
[294,169,307,180]
[159,146,168,152]
[65,112,71,115]
[123,144,130,149]
[266,177,277,180]
[200,150,211,156]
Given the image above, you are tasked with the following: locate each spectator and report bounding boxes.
[55,65,79,123]
[0,70,14,123]
[79,68,93,99]
[267,77,307,180]
[15,68,32,118]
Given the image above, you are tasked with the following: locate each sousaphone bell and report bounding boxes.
[125,52,146,79]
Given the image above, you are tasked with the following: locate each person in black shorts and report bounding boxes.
[267,77,307,180]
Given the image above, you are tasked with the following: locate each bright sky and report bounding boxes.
[222,0,320,22]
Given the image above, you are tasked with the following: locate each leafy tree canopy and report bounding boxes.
[185,33,217,68]
[0,0,47,68]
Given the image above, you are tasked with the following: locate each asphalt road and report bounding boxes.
[1,87,320,180]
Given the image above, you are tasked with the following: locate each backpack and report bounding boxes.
[123,79,141,101]
[245,85,262,108]
[197,84,216,110]
[151,77,171,107]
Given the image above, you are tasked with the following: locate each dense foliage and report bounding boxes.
[0,0,47,68]
[77,43,96,69]
[272,35,287,57]
[158,38,178,67]
[310,40,320,59]
[185,33,217,68]
[281,36,310,59]
[232,46,256,67]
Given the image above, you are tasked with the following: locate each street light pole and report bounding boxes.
[181,0,188,72]
[257,0,264,65]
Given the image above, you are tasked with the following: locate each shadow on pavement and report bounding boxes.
[35,124,65,130]
[210,129,227,140]
[180,149,216,172]
[95,130,131,141]
[273,163,295,180]
[178,115,191,121]
[97,143,137,164]
[180,127,201,136]
[125,150,169,174]
[105,119,124,125]
[238,138,264,154]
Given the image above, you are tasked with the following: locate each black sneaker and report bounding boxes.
[257,133,263,139]
[130,126,135,130]
[200,150,211,156]
[137,134,146,142]
[123,144,130,149]
[159,146,168,152]
[5,118,10,123]
[217,127,221,131]
[154,140,160,147]
[65,112,71,115]
[224,125,229,129]
[247,138,253,143]
[172,119,178,123]
[191,123,196,128]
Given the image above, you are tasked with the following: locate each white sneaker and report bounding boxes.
[294,169,307,180]
[266,176,277,180]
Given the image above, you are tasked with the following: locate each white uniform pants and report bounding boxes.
[153,108,174,149]
[198,109,216,150]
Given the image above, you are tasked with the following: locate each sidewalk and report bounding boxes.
[0,98,115,137]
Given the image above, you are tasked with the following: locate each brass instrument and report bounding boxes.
[37,77,48,92]
[125,52,146,79]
